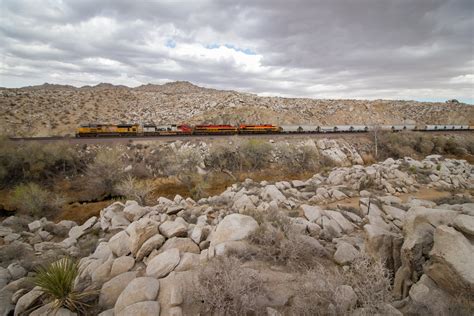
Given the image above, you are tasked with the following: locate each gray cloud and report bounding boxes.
[1,0,473,102]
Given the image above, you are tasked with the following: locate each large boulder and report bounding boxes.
[233,194,256,213]
[160,237,200,254]
[114,277,160,314]
[134,233,165,261]
[424,225,474,296]
[261,185,287,204]
[128,218,159,256]
[14,287,44,316]
[108,231,131,257]
[301,205,322,222]
[116,301,160,316]
[393,207,458,299]
[146,248,181,279]
[159,221,188,238]
[209,214,259,247]
[110,256,135,278]
[99,271,138,309]
[334,242,360,265]
[68,216,97,239]
[453,214,474,236]
[123,201,149,222]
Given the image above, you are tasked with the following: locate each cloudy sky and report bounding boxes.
[1,0,473,103]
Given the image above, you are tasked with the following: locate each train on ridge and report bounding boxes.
[75,123,473,137]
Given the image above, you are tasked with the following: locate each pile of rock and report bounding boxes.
[0,155,472,315]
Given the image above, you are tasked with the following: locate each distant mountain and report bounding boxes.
[0,81,472,137]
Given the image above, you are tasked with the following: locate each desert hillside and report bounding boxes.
[0,81,472,137]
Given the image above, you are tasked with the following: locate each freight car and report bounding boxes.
[76,123,473,137]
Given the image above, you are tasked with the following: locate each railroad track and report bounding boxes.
[8,130,473,144]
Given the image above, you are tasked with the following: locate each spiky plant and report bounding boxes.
[34,257,94,313]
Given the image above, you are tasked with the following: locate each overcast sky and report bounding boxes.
[1,0,473,103]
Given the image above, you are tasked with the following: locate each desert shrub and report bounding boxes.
[11,182,63,216]
[205,145,243,173]
[291,267,344,315]
[246,210,326,269]
[277,144,320,172]
[178,173,210,200]
[194,256,265,316]
[0,137,83,186]
[84,147,126,199]
[239,139,272,170]
[34,257,95,314]
[343,254,392,312]
[115,175,154,205]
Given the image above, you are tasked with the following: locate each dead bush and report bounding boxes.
[194,256,265,316]
[343,253,392,312]
[277,144,320,172]
[246,210,326,269]
[84,147,126,199]
[11,182,63,217]
[115,175,154,205]
[291,267,344,315]
[205,144,243,173]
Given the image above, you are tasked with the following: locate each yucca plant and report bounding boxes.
[34,257,94,313]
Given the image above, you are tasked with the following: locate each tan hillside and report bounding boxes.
[0,81,472,137]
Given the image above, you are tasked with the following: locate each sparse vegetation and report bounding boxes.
[377,132,474,160]
[194,256,265,316]
[115,175,153,205]
[84,146,126,199]
[11,182,63,216]
[343,254,393,312]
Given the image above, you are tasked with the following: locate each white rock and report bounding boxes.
[334,242,360,265]
[116,301,160,316]
[28,220,42,232]
[114,277,160,314]
[129,218,159,256]
[262,185,287,204]
[136,234,165,261]
[146,248,181,279]
[110,256,135,277]
[108,231,131,257]
[7,263,26,280]
[210,214,259,247]
[99,271,138,309]
[159,221,187,238]
[301,204,323,222]
[453,214,474,236]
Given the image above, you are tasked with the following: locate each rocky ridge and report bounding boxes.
[0,155,473,315]
[1,81,472,136]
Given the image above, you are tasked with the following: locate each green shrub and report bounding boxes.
[0,137,83,187]
[34,257,95,313]
[239,139,272,170]
[11,183,62,216]
[277,144,320,172]
[205,145,243,173]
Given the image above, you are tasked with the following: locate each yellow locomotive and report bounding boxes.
[76,124,142,137]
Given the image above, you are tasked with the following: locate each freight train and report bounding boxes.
[75,123,473,137]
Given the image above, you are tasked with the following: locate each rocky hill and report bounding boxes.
[1,81,473,136]
[0,154,473,315]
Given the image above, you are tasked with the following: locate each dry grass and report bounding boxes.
[343,254,393,313]
[194,256,265,316]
